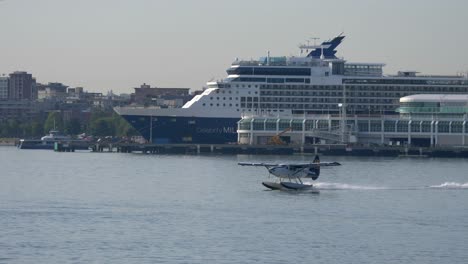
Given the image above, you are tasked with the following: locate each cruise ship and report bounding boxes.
[114,34,468,144]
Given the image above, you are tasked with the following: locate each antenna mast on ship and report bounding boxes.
[310,37,319,47]
[299,37,327,59]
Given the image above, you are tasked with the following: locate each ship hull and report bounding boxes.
[121,115,239,144]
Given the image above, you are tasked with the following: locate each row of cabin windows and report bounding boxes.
[232,84,259,88]
[260,90,442,97]
[256,84,468,93]
[346,85,468,93]
[202,101,395,109]
[213,91,257,97]
[226,67,312,76]
[213,87,262,92]
[210,97,239,100]
[229,77,312,84]
[202,103,239,107]
[260,85,342,90]
[344,79,468,85]
[260,95,394,103]
[240,97,259,102]
[261,91,343,96]
[215,89,236,94]
[239,103,392,110]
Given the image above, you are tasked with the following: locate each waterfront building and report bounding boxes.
[0,76,8,100]
[8,71,37,100]
[237,94,468,147]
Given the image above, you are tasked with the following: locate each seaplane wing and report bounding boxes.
[237,161,341,167]
[321,161,341,166]
[238,162,284,167]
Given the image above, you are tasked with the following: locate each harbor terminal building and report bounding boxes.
[237,94,468,147]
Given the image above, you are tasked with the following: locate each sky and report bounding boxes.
[1,0,468,94]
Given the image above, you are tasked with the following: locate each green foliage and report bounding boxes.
[0,108,139,138]
[87,110,138,137]
[4,120,20,137]
[89,117,115,136]
[87,109,113,136]
[44,112,64,133]
[0,119,44,138]
[113,113,138,137]
[65,118,82,135]
[31,121,43,136]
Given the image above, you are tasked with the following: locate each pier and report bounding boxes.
[52,141,468,158]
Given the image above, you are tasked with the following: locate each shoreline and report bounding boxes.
[0,139,17,146]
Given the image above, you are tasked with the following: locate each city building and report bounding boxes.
[38,82,68,101]
[0,76,8,100]
[132,83,191,107]
[0,100,52,121]
[0,71,133,124]
[67,87,84,98]
[8,71,37,100]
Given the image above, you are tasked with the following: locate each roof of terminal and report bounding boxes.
[400,94,468,103]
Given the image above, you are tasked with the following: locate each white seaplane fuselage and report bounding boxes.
[267,165,318,179]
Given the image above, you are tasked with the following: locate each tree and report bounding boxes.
[44,112,64,133]
[6,120,20,137]
[65,118,82,135]
[31,121,43,137]
[89,117,115,137]
[112,113,138,137]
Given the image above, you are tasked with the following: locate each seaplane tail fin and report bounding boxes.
[309,155,320,180]
[310,166,320,180]
[313,155,320,164]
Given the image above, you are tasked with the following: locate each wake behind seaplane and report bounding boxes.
[238,156,341,191]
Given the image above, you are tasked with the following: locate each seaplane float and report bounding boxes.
[238,155,341,191]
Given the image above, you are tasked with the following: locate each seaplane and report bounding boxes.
[238,155,341,191]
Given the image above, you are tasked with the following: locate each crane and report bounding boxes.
[268,127,292,145]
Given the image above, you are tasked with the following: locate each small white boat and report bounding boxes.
[19,130,86,150]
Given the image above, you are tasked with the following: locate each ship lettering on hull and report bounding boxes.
[196,127,237,134]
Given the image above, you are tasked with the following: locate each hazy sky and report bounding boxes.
[1,0,468,94]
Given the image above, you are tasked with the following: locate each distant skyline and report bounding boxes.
[1,0,468,93]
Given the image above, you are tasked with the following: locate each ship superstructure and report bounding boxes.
[114,35,468,144]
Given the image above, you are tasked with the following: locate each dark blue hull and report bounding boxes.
[122,115,239,144]
[18,142,55,150]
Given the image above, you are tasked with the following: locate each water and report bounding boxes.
[1,147,467,263]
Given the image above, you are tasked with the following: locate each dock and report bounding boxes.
[52,141,468,158]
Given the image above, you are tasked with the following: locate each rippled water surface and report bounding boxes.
[1,147,467,263]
